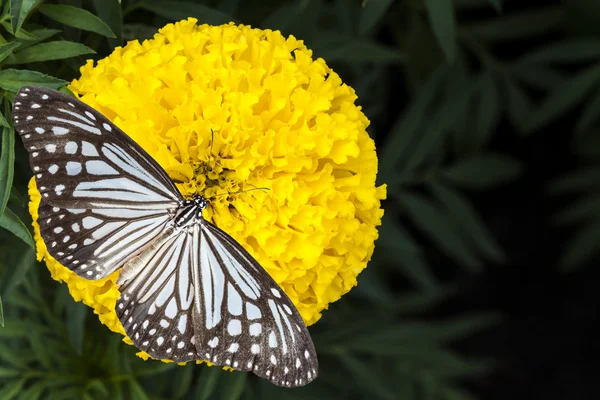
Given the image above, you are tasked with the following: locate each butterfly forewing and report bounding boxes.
[12,86,182,209]
[13,86,318,387]
[13,86,182,279]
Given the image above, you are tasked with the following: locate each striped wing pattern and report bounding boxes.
[12,86,318,387]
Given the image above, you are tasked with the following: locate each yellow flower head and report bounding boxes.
[28,18,386,359]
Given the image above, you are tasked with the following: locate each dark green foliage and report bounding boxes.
[0,0,595,398]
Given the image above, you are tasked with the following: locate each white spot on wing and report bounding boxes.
[52,127,69,135]
[66,161,82,175]
[81,141,99,157]
[227,320,242,336]
[82,216,102,229]
[249,323,262,336]
[246,303,261,320]
[65,142,78,154]
[45,144,56,153]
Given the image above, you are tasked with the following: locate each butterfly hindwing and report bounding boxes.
[192,221,319,387]
[117,226,199,362]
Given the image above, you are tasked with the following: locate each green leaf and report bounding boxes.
[92,0,123,47]
[338,353,395,400]
[0,378,26,400]
[517,39,600,65]
[523,64,600,133]
[559,220,600,272]
[0,207,34,249]
[550,167,600,193]
[172,365,195,398]
[0,42,21,63]
[442,153,522,189]
[555,194,600,225]
[10,0,40,34]
[380,67,448,180]
[0,244,36,295]
[509,63,565,90]
[576,88,600,133]
[462,6,564,42]
[38,4,116,38]
[502,76,534,132]
[429,182,506,263]
[475,72,502,148]
[0,125,15,220]
[6,41,95,64]
[141,1,236,25]
[129,379,149,400]
[425,0,456,62]
[261,0,310,32]
[311,32,406,64]
[359,0,394,35]
[405,78,476,171]
[0,112,9,128]
[0,69,67,91]
[0,295,3,328]
[220,372,247,400]
[397,191,481,271]
[66,301,87,354]
[194,367,221,400]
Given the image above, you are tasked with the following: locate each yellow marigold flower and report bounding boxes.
[28,18,386,360]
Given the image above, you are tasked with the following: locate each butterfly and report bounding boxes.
[12,86,318,388]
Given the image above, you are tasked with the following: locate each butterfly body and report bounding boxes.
[12,86,318,387]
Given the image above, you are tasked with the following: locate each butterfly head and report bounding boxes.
[193,195,209,210]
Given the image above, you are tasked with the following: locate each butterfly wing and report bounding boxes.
[192,221,318,387]
[13,86,184,279]
[116,225,200,362]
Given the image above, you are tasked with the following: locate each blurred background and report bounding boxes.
[1,0,599,399]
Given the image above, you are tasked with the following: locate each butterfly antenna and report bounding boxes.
[214,187,270,198]
[209,129,215,160]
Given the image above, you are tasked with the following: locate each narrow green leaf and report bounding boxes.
[0,42,21,63]
[0,69,67,92]
[141,1,236,25]
[173,365,195,398]
[220,372,247,400]
[194,367,221,400]
[339,353,395,400]
[261,0,310,32]
[555,194,600,225]
[397,191,481,271]
[475,72,502,148]
[10,0,40,34]
[66,301,87,354]
[6,41,95,64]
[39,4,116,38]
[509,63,565,90]
[425,0,456,62]
[576,88,600,133]
[0,112,9,128]
[0,126,15,218]
[549,167,600,193]
[394,251,438,292]
[129,379,149,400]
[523,65,600,133]
[380,67,448,180]
[0,368,19,378]
[442,153,522,189]
[359,0,394,35]
[0,295,4,328]
[0,342,28,368]
[461,6,564,41]
[1,244,36,295]
[559,220,600,272]
[17,382,46,400]
[502,76,534,132]
[429,182,506,263]
[405,79,476,171]
[314,35,406,64]
[486,0,502,12]
[517,39,600,65]
[92,0,123,47]
[0,378,26,400]
[0,207,35,249]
